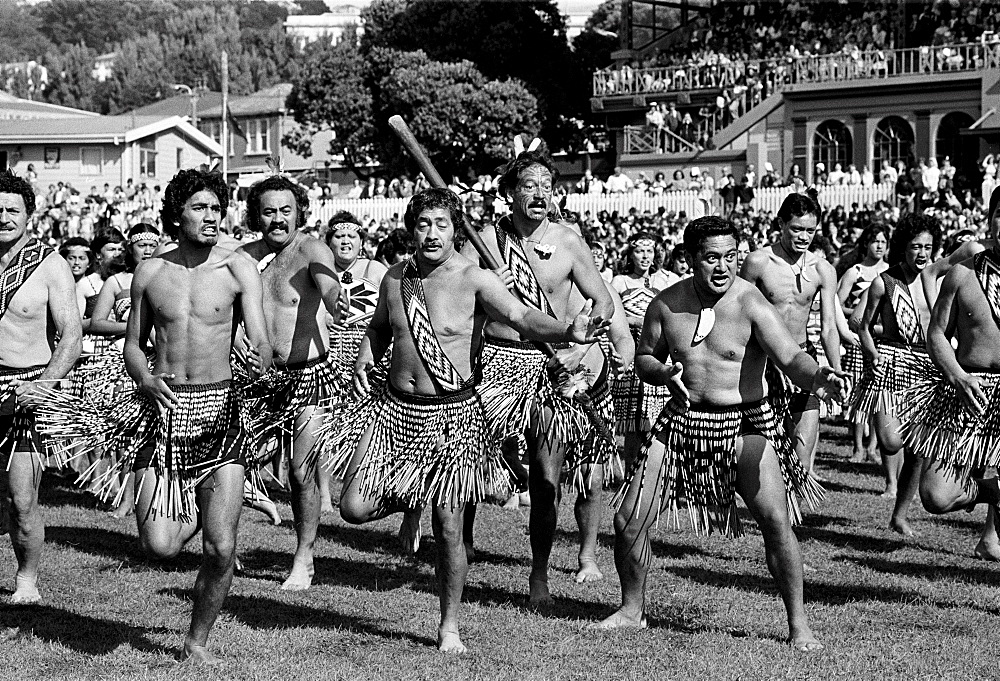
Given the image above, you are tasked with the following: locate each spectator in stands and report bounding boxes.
[827,163,846,185]
[576,169,604,195]
[605,167,635,194]
[646,102,665,153]
[787,164,805,190]
[814,162,828,185]
[861,165,875,187]
[760,162,779,188]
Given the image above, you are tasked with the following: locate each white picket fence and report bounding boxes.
[296,184,896,225]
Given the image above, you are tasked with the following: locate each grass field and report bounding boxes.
[2,423,999,681]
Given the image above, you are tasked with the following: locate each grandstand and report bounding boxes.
[593,0,1000,193]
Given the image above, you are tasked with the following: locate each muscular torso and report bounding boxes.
[474,221,578,340]
[652,278,768,405]
[240,236,328,365]
[383,256,485,396]
[743,246,822,343]
[948,263,1000,371]
[140,249,244,384]
[0,252,60,368]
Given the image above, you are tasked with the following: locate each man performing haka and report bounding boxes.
[466,148,616,604]
[594,217,843,653]
[740,193,843,479]
[39,168,273,662]
[237,175,345,590]
[326,188,608,652]
[0,170,82,603]
[894,203,1000,550]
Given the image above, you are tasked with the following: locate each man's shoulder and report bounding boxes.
[236,238,266,259]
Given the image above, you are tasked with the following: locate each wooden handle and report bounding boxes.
[387,115,501,271]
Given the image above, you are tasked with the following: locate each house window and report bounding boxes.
[139,139,157,177]
[246,118,272,154]
[80,147,103,175]
[176,147,183,170]
[873,116,914,172]
[201,120,222,144]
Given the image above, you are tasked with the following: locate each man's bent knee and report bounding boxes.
[338,494,368,525]
[140,533,185,560]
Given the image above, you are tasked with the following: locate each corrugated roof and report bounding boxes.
[0,115,164,138]
[200,83,293,118]
[129,92,224,118]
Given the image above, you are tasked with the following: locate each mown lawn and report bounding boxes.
[2,424,998,681]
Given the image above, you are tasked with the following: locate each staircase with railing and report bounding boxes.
[603,40,1000,157]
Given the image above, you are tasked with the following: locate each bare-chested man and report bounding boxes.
[594,216,844,653]
[895,198,1000,554]
[468,149,615,605]
[237,175,344,590]
[126,169,271,663]
[326,188,608,653]
[740,194,842,479]
[0,170,81,603]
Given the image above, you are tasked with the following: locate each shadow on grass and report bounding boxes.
[315,522,402,555]
[843,554,1000,587]
[233,547,607,620]
[663,563,1000,613]
[159,590,439,649]
[0,605,173,657]
[793,524,908,553]
[37,472,108,512]
[46,525,203,572]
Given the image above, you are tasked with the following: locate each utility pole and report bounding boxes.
[221,50,229,181]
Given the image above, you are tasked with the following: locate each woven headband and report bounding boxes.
[330,222,362,234]
[632,238,656,249]
[129,231,159,245]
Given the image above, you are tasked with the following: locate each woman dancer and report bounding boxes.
[837,225,889,462]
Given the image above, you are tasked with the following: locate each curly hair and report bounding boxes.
[887,213,941,266]
[0,169,36,217]
[403,188,465,236]
[245,175,309,232]
[683,215,740,257]
[496,148,558,201]
[160,168,228,239]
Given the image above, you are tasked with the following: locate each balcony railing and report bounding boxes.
[594,40,1000,98]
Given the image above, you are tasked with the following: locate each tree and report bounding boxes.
[31,0,177,53]
[285,29,373,173]
[43,43,99,111]
[0,4,54,64]
[368,48,539,177]
[360,0,576,150]
[101,34,172,114]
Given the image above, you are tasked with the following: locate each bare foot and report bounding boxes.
[502,494,520,510]
[848,450,866,463]
[464,542,476,563]
[180,642,224,665]
[280,558,314,591]
[320,499,335,515]
[234,556,245,576]
[249,497,282,526]
[575,558,604,584]
[518,491,531,507]
[880,487,897,499]
[889,517,916,537]
[789,631,824,653]
[974,541,1000,561]
[398,510,421,556]
[10,574,40,604]
[589,608,647,630]
[437,628,467,654]
[529,573,553,607]
[109,502,134,519]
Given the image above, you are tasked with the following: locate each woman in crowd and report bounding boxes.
[837,224,890,462]
[611,232,679,462]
